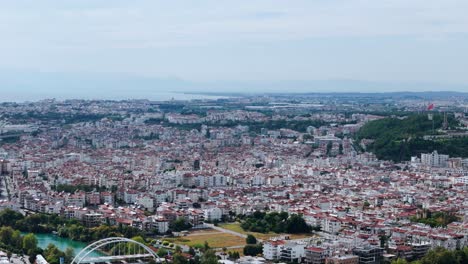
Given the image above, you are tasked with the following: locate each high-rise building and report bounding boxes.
[305,247,327,264]
[352,247,383,264]
[0,160,9,175]
[193,159,200,170]
[421,151,449,167]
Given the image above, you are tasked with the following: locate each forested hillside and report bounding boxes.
[356,114,468,162]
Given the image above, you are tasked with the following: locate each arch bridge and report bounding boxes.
[71,237,164,264]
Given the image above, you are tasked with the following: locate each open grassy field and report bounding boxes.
[163,223,315,250]
[165,232,246,248]
[219,222,315,240]
[188,229,221,235]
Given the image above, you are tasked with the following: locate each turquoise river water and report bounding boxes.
[22,233,104,257]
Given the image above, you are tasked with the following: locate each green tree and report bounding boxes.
[43,243,65,264]
[203,241,210,252]
[391,258,408,264]
[285,214,311,234]
[0,209,24,227]
[356,114,463,161]
[410,211,459,228]
[173,253,188,264]
[126,236,146,254]
[240,211,313,234]
[279,212,289,221]
[246,234,257,244]
[190,255,201,264]
[12,230,23,248]
[22,233,38,255]
[243,244,263,256]
[201,249,218,264]
[228,251,240,260]
[175,245,183,254]
[170,218,192,232]
[28,248,43,264]
[0,226,14,245]
[64,247,75,264]
[420,247,458,264]
[157,248,168,257]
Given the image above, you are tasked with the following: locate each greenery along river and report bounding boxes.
[23,233,104,257]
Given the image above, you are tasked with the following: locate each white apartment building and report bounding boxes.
[124,190,139,204]
[136,195,155,212]
[263,240,285,260]
[421,151,449,167]
[203,207,222,222]
[280,242,306,262]
[455,176,468,185]
[321,217,342,234]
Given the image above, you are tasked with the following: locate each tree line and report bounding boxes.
[239,211,318,234]
[410,211,459,228]
[52,183,107,193]
[0,225,74,264]
[392,246,468,264]
[0,209,144,242]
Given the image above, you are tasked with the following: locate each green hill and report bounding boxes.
[356,114,468,162]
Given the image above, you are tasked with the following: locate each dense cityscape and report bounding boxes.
[0,93,466,264]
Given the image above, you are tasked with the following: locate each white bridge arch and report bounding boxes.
[71,237,163,264]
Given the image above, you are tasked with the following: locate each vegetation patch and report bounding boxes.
[410,211,459,228]
[238,211,316,234]
[167,233,246,248]
[356,114,467,161]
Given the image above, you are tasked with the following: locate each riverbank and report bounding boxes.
[21,233,103,257]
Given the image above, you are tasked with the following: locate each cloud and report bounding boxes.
[0,0,468,86]
[2,0,468,50]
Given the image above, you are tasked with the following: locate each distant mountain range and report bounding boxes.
[1,71,468,101]
[191,91,468,100]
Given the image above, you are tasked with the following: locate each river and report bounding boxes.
[23,233,104,257]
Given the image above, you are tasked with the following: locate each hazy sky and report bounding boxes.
[1,0,468,97]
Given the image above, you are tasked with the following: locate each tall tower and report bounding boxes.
[193,159,200,171]
[0,160,8,175]
[443,112,448,130]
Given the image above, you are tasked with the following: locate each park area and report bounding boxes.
[219,222,315,240]
[163,223,317,251]
[164,229,246,249]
